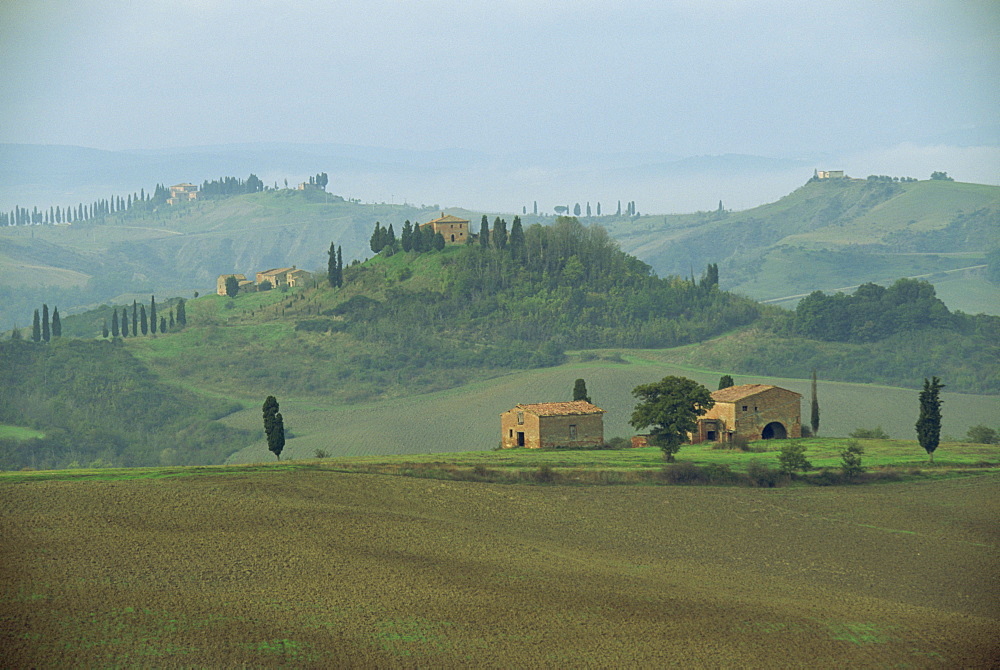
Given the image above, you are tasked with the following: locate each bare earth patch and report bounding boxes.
[1,472,997,667]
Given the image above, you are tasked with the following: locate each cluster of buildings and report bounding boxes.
[501,384,802,449]
[216,267,311,296]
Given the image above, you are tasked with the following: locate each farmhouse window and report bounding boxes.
[509,429,514,438]
[569,424,577,439]
[517,412,524,425]
[742,405,748,411]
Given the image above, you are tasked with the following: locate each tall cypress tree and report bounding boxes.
[103,320,110,338]
[262,395,285,460]
[121,308,129,337]
[176,299,186,327]
[493,217,508,250]
[479,215,489,248]
[111,309,119,337]
[401,220,413,252]
[916,377,945,463]
[41,304,50,342]
[150,296,157,334]
[509,216,525,261]
[132,300,138,336]
[810,369,820,435]
[32,309,41,342]
[327,241,338,287]
[51,307,61,337]
[336,246,343,287]
[159,316,167,333]
[573,378,592,404]
[140,305,148,335]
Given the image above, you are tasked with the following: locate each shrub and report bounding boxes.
[777,441,812,475]
[659,462,704,484]
[606,436,630,450]
[849,426,889,439]
[314,449,330,459]
[841,440,865,477]
[534,465,556,483]
[730,435,751,451]
[966,425,998,444]
[746,459,780,487]
[702,463,737,484]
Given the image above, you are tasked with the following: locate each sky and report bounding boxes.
[1,0,998,190]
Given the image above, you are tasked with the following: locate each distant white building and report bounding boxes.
[815,170,845,179]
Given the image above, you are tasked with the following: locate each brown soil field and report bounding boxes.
[2,471,998,668]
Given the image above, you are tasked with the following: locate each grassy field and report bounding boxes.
[0,425,46,441]
[216,352,1000,462]
[1,463,996,667]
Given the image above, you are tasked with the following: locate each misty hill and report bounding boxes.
[605,177,999,314]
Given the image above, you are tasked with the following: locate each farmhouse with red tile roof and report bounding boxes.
[501,401,605,449]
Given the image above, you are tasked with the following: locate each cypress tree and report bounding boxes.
[42,304,50,342]
[169,309,174,329]
[159,316,167,333]
[103,320,109,338]
[573,378,592,404]
[916,377,945,463]
[718,375,734,390]
[132,301,138,337]
[176,299,186,326]
[401,220,412,252]
[509,216,525,261]
[479,215,489,248]
[140,305,148,335]
[370,222,383,254]
[810,369,820,435]
[326,242,339,288]
[336,246,343,288]
[111,309,119,337]
[11,325,22,340]
[493,218,508,250]
[263,396,285,460]
[32,309,41,342]
[51,307,61,337]
[386,223,396,250]
[434,232,445,251]
[422,223,436,251]
[150,296,157,334]
[121,308,129,337]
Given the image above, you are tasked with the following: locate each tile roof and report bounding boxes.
[514,401,605,416]
[711,384,799,402]
[427,213,470,225]
[259,267,294,276]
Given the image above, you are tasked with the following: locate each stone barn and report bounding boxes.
[692,384,801,444]
[501,401,605,449]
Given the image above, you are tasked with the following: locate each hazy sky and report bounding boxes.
[1,1,997,167]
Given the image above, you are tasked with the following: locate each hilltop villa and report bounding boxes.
[216,266,311,295]
[167,183,199,205]
[421,213,469,244]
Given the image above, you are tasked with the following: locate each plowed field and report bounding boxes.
[2,471,998,667]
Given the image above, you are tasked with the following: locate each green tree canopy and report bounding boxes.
[572,378,592,404]
[630,376,714,462]
[718,374,734,390]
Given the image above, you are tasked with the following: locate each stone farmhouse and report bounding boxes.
[216,266,311,296]
[692,384,802,444]
[421,213,469,244]
[167,183,199,205]
[215,274,254,296]
[501,401,605,449]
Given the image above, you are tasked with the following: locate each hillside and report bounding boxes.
[604,178,1000,313]
[3,176,997,334]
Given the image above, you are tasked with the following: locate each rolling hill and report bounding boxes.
[604,177,1000,312]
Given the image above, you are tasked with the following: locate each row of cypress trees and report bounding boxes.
[102,297,186,338]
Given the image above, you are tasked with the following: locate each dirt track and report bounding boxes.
[2,472,998,667]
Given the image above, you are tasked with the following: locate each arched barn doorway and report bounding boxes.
[761,422,787,440]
